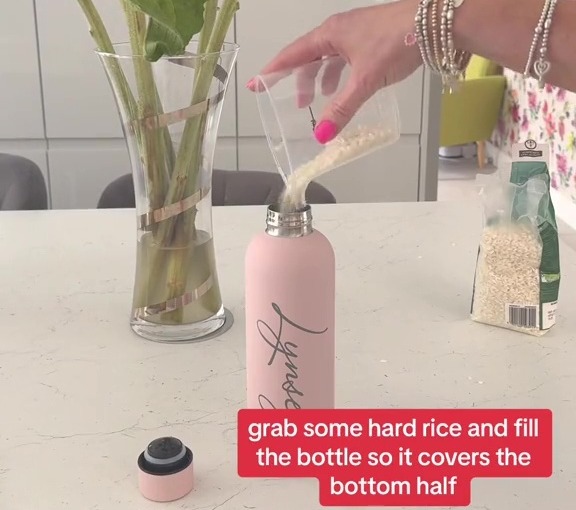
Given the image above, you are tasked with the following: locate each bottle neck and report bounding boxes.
[265,204,313,238]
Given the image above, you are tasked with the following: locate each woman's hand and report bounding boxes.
[247,0,422,143]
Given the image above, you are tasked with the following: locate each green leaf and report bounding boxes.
[127,0,208,61]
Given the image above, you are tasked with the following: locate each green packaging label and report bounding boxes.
[509,142,560,330]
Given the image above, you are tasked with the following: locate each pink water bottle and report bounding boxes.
[245,204,335,409]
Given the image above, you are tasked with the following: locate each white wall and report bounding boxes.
[0,0,440,209]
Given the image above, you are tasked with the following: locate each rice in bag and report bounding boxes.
[471,141,560,336]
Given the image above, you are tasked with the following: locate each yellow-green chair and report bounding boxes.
[439,55,507,168]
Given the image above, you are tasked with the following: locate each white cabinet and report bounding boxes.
[48,141,130,209]
[35,0,128,139]
[0,1,44,140]
[35,0,236,139]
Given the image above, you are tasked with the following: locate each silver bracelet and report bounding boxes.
[414,0,470,92]
[440,0,469,92]
[523,0,552,78]
[415,0,437,72]
[430,0,443,71]
[439,0,449,71]
[534,0,558,87]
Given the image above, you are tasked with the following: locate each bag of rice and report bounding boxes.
[471,141,560,336]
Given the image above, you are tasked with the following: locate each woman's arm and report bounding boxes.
[454,0,576,91]
[249,0,576,142]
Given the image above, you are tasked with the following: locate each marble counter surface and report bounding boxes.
[0,202,574,509]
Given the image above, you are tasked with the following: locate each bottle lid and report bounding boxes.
[266,204,313,237]
[137,437,194,502]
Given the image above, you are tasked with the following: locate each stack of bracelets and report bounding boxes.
[411,0,560,93]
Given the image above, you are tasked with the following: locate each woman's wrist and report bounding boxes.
[417,0,576,93]
[451,0,568,87]
[451,0,544,72]
[449,0,474,55]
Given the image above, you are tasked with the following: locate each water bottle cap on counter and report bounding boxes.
[137,436,194,502]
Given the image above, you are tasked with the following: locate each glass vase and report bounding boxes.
[98,41,239,343]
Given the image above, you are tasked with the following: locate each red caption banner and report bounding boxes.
[237,409,552,507]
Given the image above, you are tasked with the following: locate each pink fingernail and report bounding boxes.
[314,121,338,144]
[246,78,256,90]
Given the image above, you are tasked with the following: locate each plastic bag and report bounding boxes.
[470,141,560,336]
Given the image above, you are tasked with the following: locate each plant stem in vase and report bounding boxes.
[77,0,239,342]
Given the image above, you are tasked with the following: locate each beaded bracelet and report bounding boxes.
[430,0,443,71]
[440,0,470,90]
[414,0,439,72]
[523,0,552,80]
[524,0,559,88]
[413,0,470,93]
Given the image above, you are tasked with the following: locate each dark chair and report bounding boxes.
[0,154,48,210]
[98,169,336,208]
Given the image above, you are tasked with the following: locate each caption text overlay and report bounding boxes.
[237,409,552,506]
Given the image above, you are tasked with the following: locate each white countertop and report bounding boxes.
[0,202,575,509]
